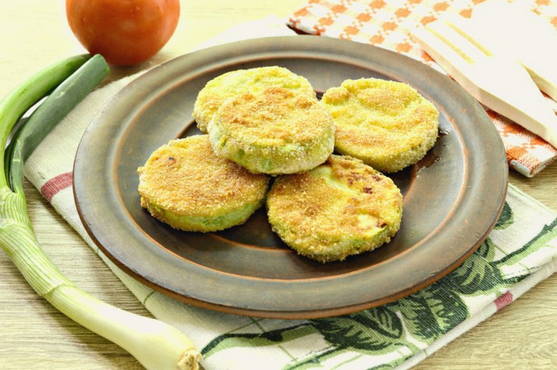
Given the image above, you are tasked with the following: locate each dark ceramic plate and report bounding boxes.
[74,36,508,319]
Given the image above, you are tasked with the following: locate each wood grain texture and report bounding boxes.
[0,0,555,369]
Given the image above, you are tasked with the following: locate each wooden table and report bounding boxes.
[1,1,555,368]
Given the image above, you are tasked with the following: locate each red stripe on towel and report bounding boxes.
[494,291,514,311]
[40,172,73,201]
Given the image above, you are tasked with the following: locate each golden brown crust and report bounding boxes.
[267,155,403,262]
[137,135,269,218]
[208,87,335,174]
[193,66,315,132]
[322,78,439,172]
[214,87,333,146]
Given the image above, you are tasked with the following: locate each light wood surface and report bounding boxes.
[0,1,555,369]
[413,19,557,147]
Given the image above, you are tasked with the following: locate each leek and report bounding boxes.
[0,55,200,369]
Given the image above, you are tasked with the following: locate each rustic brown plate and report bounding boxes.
[74,36,508,319]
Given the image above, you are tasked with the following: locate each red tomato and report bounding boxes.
[66,0,180,66]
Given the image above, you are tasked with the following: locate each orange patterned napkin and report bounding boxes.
[288,0,557,177]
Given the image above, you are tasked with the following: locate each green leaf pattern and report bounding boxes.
[444,238,505,295]
[201,200,557,369]
[311,308,403,352]
[494,202,513,230]
[397,283,467,344]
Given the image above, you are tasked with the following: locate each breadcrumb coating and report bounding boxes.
[322,78,439,172]
[208,87,335,175]
[193,66,315,132]
[267,155,403,262]
[137,135,269,232]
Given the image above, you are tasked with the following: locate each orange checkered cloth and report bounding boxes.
[288,0,557,177]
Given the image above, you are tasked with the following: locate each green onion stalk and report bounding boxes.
[0,55,200,369]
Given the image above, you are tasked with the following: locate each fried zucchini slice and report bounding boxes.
[193,66,315,132]
[267,155,403,262]
[322,78,439,172]
[138,135,269,232]
[208,87,335,175]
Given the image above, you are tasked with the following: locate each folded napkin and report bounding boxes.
[288,0,557,177]
[24,16,557,370]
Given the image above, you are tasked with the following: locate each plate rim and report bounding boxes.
[73,35,508,319]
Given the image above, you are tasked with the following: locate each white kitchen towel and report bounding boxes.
[23,16,557,369]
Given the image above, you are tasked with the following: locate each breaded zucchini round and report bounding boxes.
[137,135,269,232]
[208,87,335,175]
[321,78,439,172]
[193,66,316,132]
[267,155,403,263]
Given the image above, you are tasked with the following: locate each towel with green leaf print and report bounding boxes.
[197,185,556,370]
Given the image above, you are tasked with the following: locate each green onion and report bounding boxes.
[0,55,200,369]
